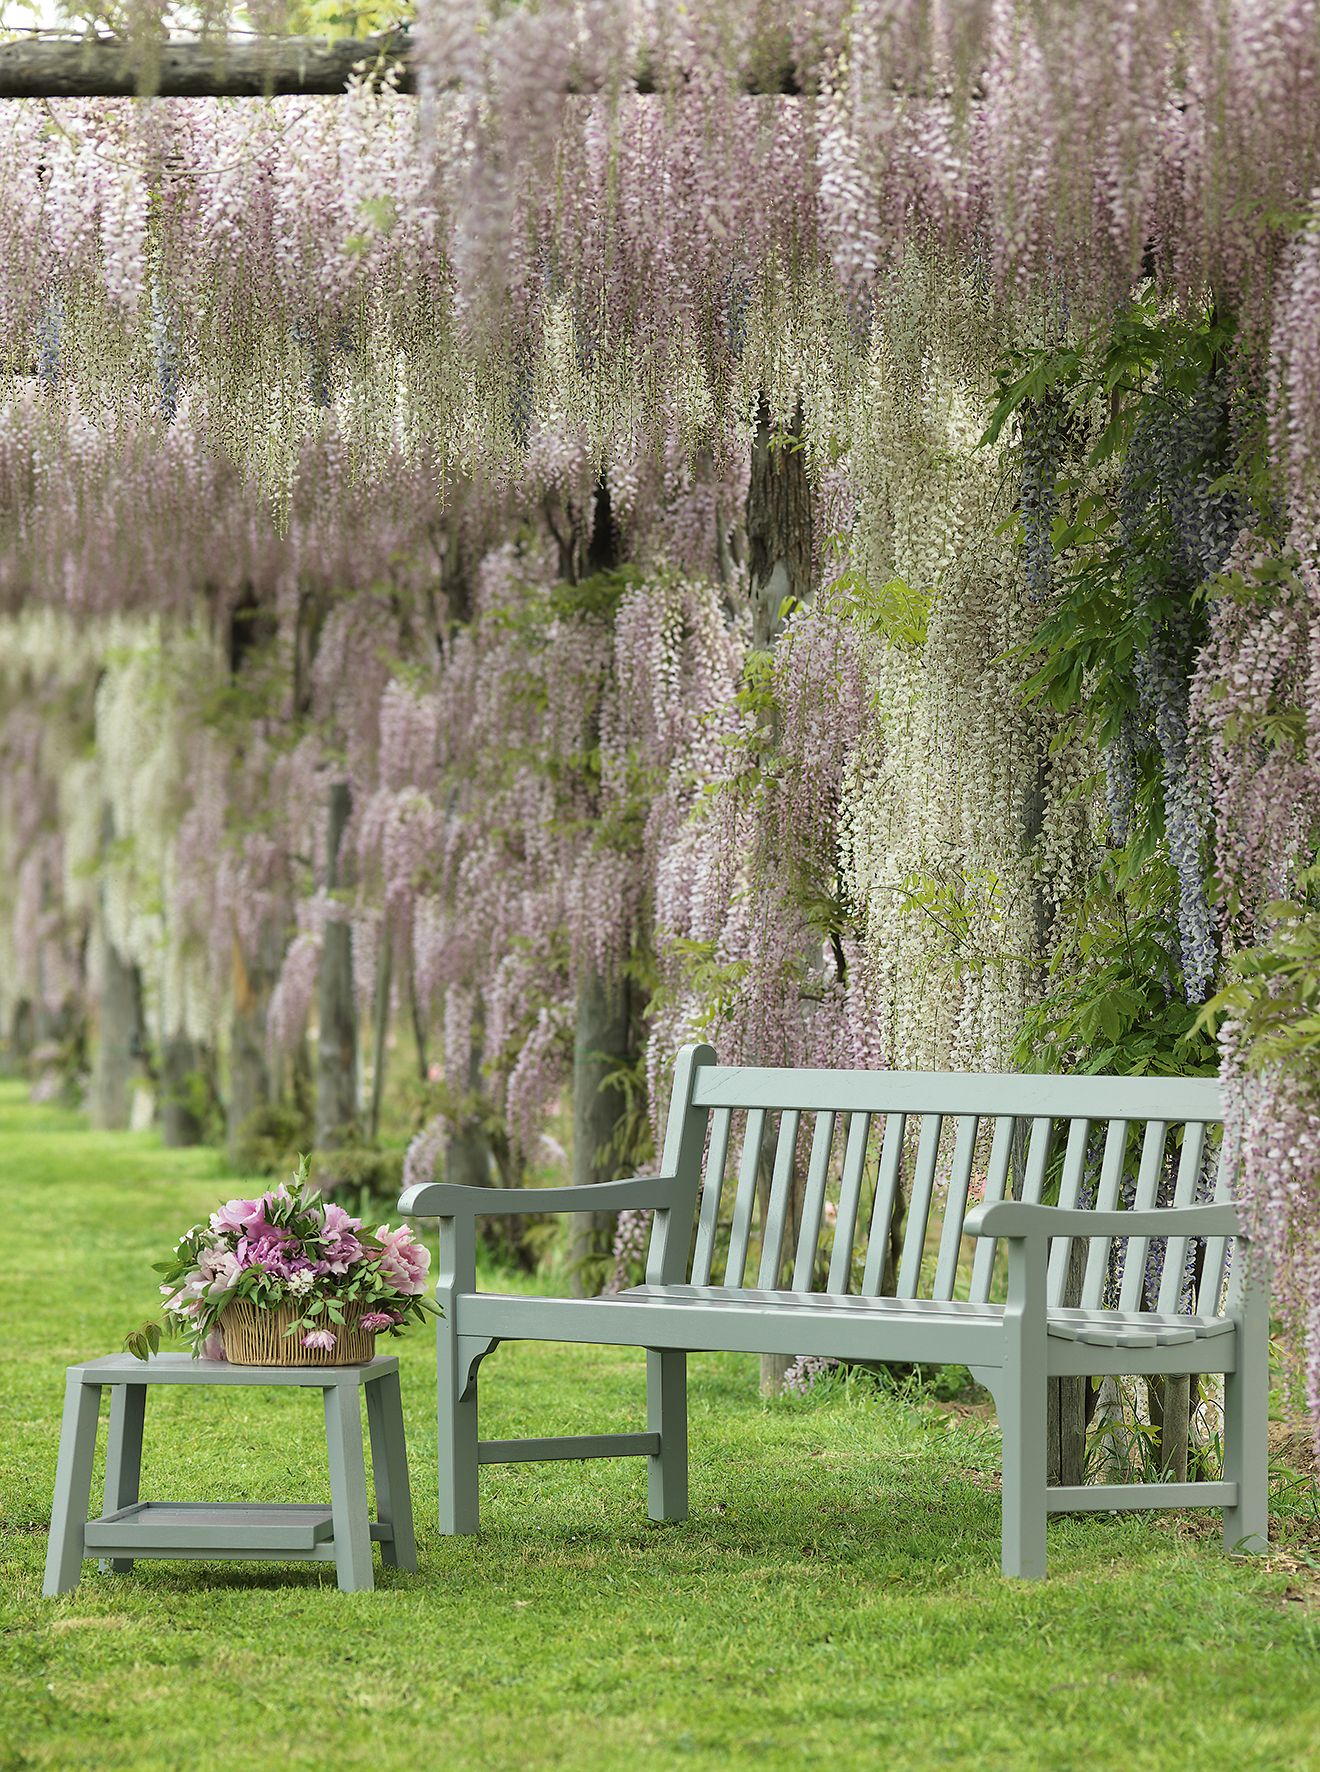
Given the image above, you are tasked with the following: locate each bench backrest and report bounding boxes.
[654,1047,1232,1315]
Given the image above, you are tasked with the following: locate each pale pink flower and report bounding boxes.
[302,1328,337,1351]
[358,1310,398,1332]
[199,1247,242,1293]
[375,1224,431,1295]
[210,1197,264,1234]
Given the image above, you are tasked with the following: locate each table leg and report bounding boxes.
[43,1376,102,1597]
[101,1383,147,1574]
[324,1383,374,1592]
[365,1369,416,1572]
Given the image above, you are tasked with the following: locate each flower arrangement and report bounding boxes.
[125,1162,437,1365]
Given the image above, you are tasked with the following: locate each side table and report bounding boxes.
[44,1352,416,1595]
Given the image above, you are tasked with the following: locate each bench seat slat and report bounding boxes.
[620,1285,1234,1338]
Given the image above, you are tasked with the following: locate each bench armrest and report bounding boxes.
[398,1175,679,1219]
[963,1200,1241,1240]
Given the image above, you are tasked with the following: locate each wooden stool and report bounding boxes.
[44,1352,415,1595]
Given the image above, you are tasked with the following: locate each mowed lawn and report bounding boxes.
[2,1080,1318,1772]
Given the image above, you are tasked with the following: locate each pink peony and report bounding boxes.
[302,1328,337,1352]
[199,1246,242,1293]
[237,1233,297,1278]
[374,1225,430,1296]
[320,1200,366,1273]
[358,1310,399,1332]
[210,1197,265,1234]
[322,1201,363,1240]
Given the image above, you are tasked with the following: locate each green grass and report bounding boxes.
[2,1079,1318,1772]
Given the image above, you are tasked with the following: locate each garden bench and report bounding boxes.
[399,1044,1268,1578]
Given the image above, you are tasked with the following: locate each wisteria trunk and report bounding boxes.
[226,925,279,1162]
[88,887,145,1132]
[315,780,358,1150]
[568,962,632,1297]
[159,1031,206,1147]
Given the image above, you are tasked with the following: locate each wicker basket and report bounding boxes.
[219,1298,378,1367]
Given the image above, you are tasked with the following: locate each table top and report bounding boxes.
[67,1351,400,1387]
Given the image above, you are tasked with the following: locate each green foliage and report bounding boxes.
[988,290,1257,767]
[987,293,1275,1071]
[836,567,931,650]
[309,1142,405,1216]
[1016,857,1219,1076]
[232,1099,312,1178]
[1197,867,1320,1072]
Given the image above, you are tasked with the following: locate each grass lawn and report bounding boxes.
[3,1078,1319,1772]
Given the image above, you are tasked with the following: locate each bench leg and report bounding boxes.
[646,1349,688,1523]
[100,1383,147,1574]
[44,1376,102,1597]
[438,1327,481,1536]
[366,1369,416,1571]
[995,1367,1048,1580]
[1223,1279,1269,1554]
[324,1384,375,1592]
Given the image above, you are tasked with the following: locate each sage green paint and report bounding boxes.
[399,1045,1270,1580]
[44,1353,415,1595]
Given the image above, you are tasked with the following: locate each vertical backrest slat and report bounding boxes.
[689,1107,733,1288]
[1020,1117,1054,1203]
[757,1110,802,1289]
[1155,1121,1207,1315]
[647,1041,717,1286]
[1117,1120,1169,1313]
[860,1112,907,1295]
[1046,1118,1092,1305]
[968,1115,1016,1302]
[826,1112,871,1293]
[1080,1119,1130,1308]
[792,1112,837,1291]
[932,1115,979,1301]
[723,1108,766,1288]
[896,1114,944,1298]
[1201,1136,1235,1313]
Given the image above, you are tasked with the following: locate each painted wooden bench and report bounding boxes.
[399,1044,1268,1578]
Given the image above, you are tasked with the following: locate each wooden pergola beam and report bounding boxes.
[0,34,807,100]
[0,34,415,99]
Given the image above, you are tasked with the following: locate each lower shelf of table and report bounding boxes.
[84,1501,393,1558]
